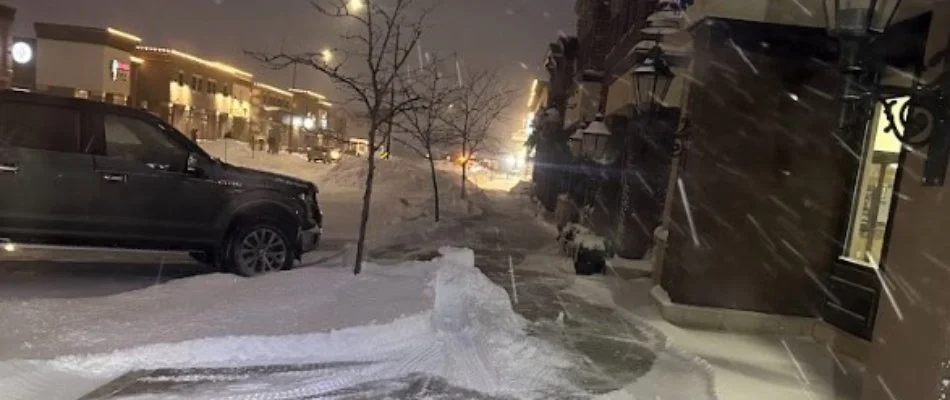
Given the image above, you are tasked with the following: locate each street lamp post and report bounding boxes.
[825,0,950,186]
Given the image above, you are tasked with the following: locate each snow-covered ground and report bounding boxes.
[0,140,724,400]
[0,249,586,400]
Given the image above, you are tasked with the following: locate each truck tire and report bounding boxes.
[224,220,296,277]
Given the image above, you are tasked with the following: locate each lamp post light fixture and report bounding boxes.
[824,0,950,186]
[569,128,584,157]
[632,45,675,113]
[582,114,612,161]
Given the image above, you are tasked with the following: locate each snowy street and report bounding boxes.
[0,141,715,399]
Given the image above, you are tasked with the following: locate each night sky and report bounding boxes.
[6,0,575,109]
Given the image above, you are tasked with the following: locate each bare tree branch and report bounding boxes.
[438,67,516,198]
[246,0,437,274]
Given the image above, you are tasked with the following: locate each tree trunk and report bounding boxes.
[353,129,378,275]
[460,138,468,200]
[460,161,468,200]
[428,155,441,222]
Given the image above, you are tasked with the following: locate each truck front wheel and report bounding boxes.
[224,220,295,277]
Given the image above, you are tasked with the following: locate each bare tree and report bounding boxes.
[442,69,515,199]
[249,0,432,274]
[391,56,457,221]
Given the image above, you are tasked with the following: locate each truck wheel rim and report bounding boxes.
[238,228,287,274]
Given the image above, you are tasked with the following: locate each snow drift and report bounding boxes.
[0,248,583,400]
[200,139,481,222]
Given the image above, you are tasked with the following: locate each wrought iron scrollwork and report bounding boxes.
[671,119,691,157]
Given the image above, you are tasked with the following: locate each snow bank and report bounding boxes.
[200,140,482,225]
[0,248,582,400]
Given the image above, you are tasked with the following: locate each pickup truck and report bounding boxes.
[0,91,322,276]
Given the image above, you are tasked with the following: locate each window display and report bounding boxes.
[841,98,906,266]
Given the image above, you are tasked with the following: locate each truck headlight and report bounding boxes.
[330,149,341,160]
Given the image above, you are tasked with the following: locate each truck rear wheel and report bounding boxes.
[224,220,295,277]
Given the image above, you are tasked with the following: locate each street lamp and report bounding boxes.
[824,0,901,37]
[632,46,674,113]
[348,0,365,13]
[824,0,950,186]
[569,128,584,157]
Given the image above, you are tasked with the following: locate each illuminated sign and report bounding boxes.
[11,42,32,64]
[110,59,131,82]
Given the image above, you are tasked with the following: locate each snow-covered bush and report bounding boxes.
[557,223,610,275]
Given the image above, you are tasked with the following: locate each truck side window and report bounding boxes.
[103,114,187,172]
[0,101,80,153]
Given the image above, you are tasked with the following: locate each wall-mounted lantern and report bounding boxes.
[582,114,612,160]
[824,0,950,186]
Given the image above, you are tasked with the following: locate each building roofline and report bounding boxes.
[34,22,140,52]
[136,45,254,81]
[0,4,16,19]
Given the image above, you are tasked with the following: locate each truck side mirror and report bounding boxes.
[186,153,206,176]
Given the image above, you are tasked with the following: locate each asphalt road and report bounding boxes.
[0,240,351,301]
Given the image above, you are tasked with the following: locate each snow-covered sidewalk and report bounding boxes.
[0,249,586,400]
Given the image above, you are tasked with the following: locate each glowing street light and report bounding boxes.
[347,0,365,13]
[321,49,333,62]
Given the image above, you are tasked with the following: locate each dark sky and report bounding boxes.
[7,0,575,106]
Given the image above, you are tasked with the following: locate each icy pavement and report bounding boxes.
[371,185,716,400]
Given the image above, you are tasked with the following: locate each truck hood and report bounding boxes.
[220,162,317,193]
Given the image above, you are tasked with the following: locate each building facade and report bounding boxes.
[250,82,293,145]
[288,88,335,150]
[133,46,253,140]
[0,4,15,89]
[531,1,950,399]
[32,23,140,105]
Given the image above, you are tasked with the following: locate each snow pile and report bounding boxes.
[0,248,582,400]
[323,156,429,192]
[322,155,484,220]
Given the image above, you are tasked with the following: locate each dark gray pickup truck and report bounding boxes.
[0,91,322,276]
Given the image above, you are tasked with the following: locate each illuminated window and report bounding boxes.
[841,97,906,266]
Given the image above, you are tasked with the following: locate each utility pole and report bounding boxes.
[289,62,298,151]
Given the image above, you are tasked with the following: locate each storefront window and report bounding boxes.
[841,97,906,266]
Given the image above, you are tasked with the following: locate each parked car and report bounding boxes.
[307,146,341,163]
[0,91,322,276]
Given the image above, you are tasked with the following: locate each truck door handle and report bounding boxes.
[102,173,127,183]
[0,163,18,173]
